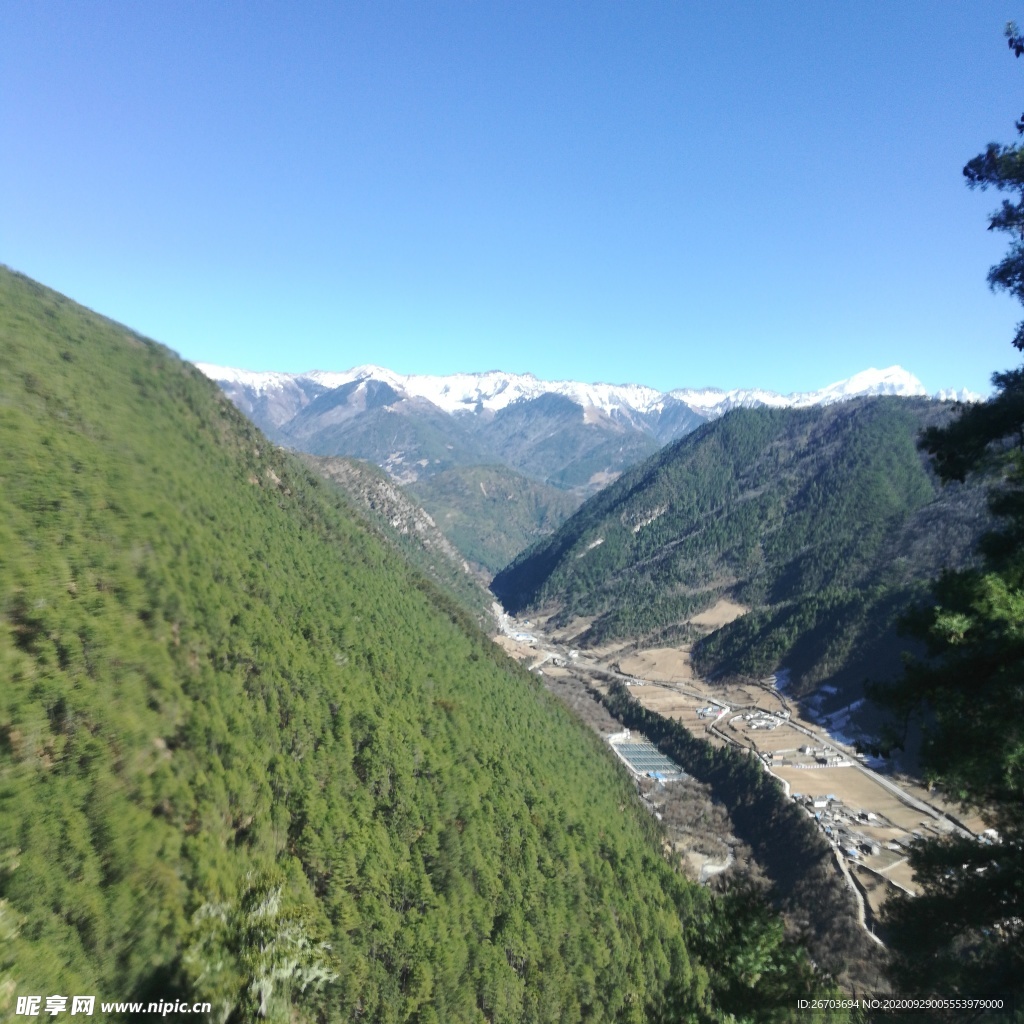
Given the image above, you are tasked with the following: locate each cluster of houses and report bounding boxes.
[793,743,852,768]
[758,743,852,769]
[728,708,791,731]
[797,793,892,860]
[696,705,726,720]
[747,711,782,730]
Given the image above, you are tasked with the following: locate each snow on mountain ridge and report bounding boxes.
[668,366,934,416]
[933,386,984,403]
[331,368,668,415]
[195,362,978,417]
[810,366,926,402]
[194,363,299,396]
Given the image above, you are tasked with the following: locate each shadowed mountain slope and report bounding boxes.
[475,393,662,490]
[287,384,492,478]
[408,465,584,574]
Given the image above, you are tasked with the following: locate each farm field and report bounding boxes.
[618,646,698,682]
[688,598,749,630]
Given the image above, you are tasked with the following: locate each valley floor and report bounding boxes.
[492,601,988,941]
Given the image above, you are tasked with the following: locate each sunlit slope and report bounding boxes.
[492,400,985,693]
[0,268,717,1021]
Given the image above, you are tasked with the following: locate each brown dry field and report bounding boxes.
[637,673,787,720]
[618,647,697,682]
[726,684,786,711]
[867,847,906,873]
[631,685,702,719]
[883,860,920,894]
[544,615,594,644]
[618,659,785,717]
[629,684,803,752]
[688,597,749,629]
[733,723,809,755]
[852,865,902,915]
[493,634,536,660]
[587,639,633,661]
[541,664,570,679]
[722,719,800,754]
[771,764,938,833]
[855,824,915,847]
[891,779,989,833]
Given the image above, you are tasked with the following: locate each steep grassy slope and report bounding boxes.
[0,269,845,1022]
[493,400,987,695]
[408,466,583,573]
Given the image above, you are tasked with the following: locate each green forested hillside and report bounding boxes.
[409,466,583,573]
[298,454,497,626]
[493,400,987,694]
[0,268,843,1022]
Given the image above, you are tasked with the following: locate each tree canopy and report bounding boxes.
[0,264,855,1023]
[878,26,1024,1008]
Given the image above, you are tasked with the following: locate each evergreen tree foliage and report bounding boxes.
[409,465,583,574]
[877,28,1024,1010]
[493,398,982,694]
[0,266,847,1021]
[297,454,496,626]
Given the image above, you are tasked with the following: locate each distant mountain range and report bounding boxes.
[197,361,981,493]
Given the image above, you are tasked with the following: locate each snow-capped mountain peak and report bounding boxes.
[666,366,936,417]
[812,366,926,402]
[196,361,979,424]
[196,360,983,490]
[193,363,298,396]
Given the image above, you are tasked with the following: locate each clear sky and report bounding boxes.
[4,2,1024,396]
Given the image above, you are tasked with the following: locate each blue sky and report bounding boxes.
[3,2,1023,395]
